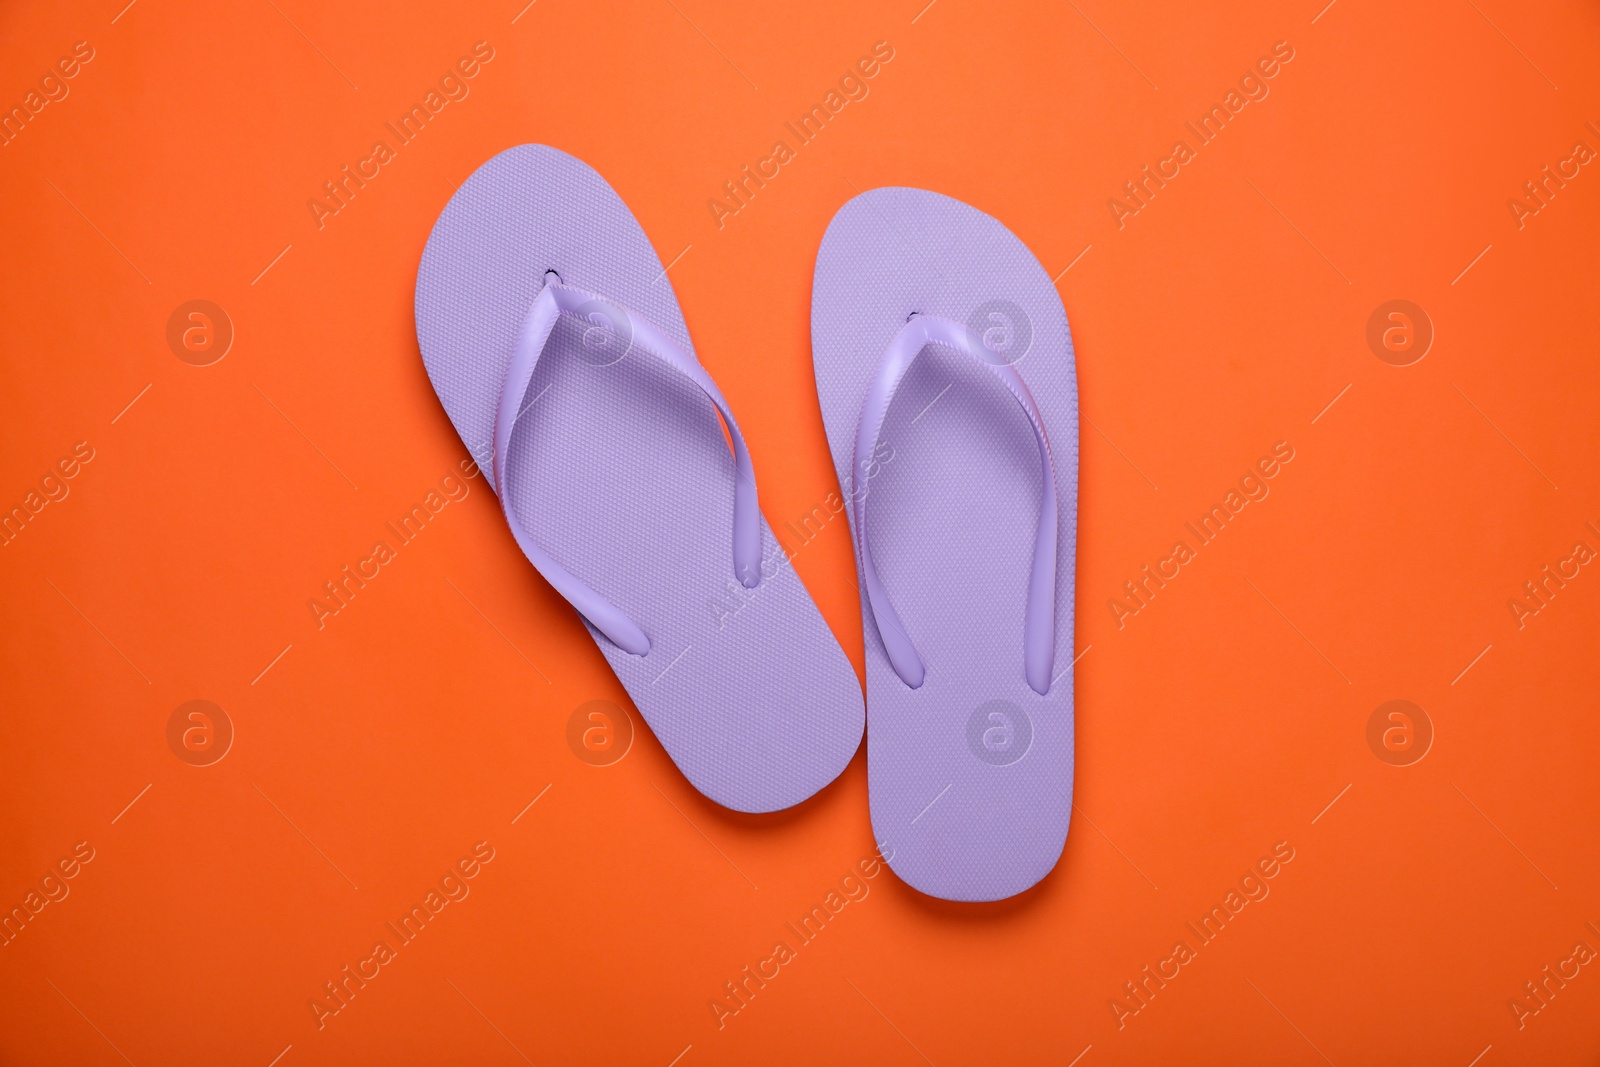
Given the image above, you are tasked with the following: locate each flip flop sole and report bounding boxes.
[417,145,863,813]
[812,187,1078,900]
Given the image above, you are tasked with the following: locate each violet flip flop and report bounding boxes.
[415,145,863,813]
[811,188,1079,900]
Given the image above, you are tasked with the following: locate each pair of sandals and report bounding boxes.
[415,145,1078,903]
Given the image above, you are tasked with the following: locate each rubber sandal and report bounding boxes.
[811,187,1079,900]
[415,144,864,813]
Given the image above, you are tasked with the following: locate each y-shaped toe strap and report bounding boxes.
[852,314,1059,695]
[492,278,762,656]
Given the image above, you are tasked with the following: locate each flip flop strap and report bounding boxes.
[852,313,1059,694]
[492,278,763,657]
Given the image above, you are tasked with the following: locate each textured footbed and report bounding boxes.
[811,187,1078,901]
[416,144,863,813]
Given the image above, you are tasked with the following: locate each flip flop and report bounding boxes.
[811,187,1079,901]
[415,144,863,813]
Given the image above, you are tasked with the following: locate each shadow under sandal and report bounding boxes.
[416,144,864,813]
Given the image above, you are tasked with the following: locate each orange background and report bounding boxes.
[3,0,1599,1063]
